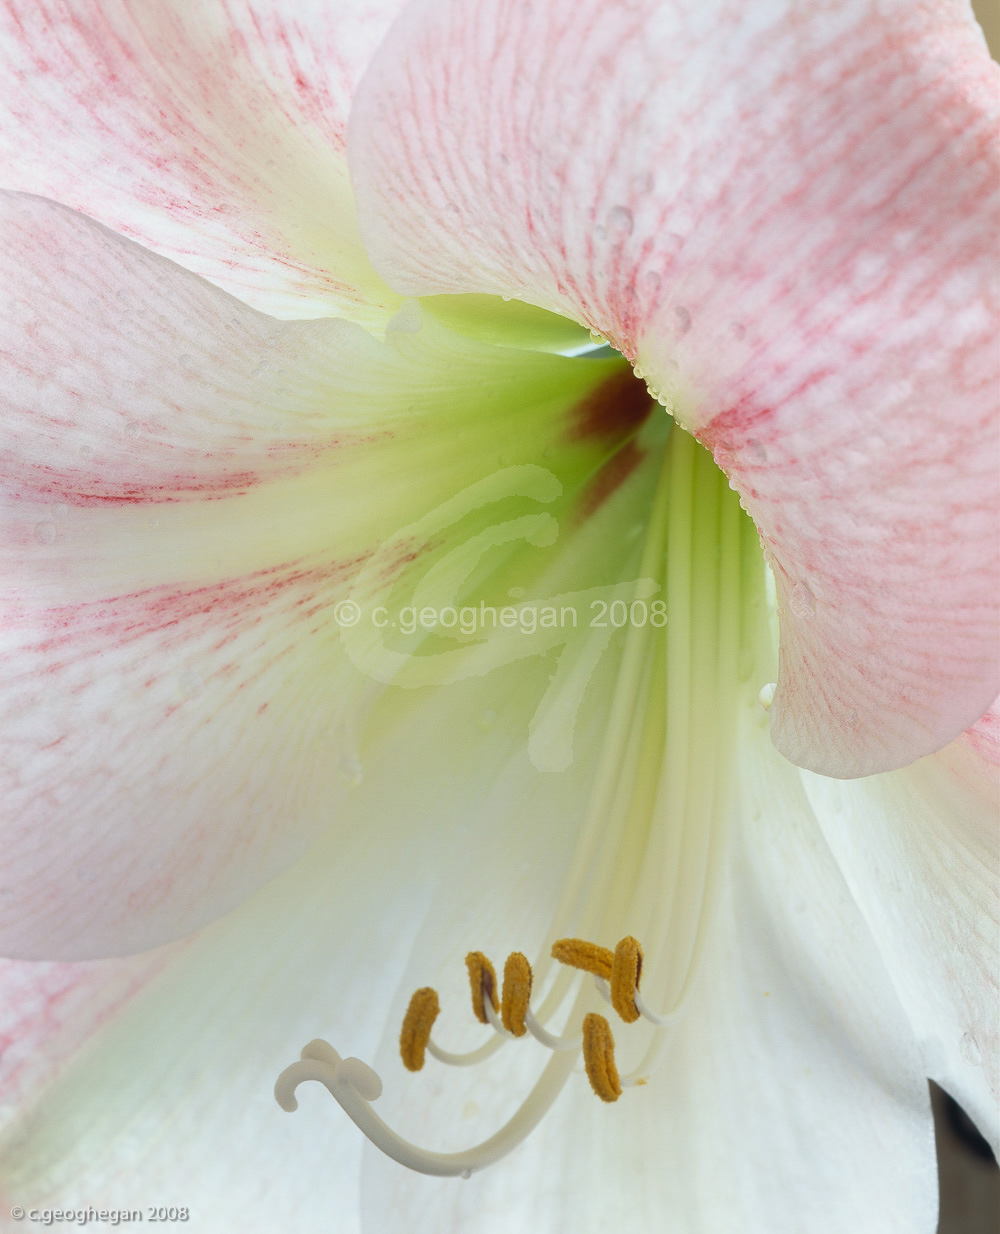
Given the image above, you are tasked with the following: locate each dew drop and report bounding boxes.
[605,205,634,242]
[461,1169,472,1181]
[643,270,661,292]
[339,752,364,788]
[959,1032,981,1066]
[507,586,526,599]
[178,672,204,700]
[757,682,776,711]
[34,521,56,544]
[53,503,69,519]
[789,583,816,619]
[178,353,193,367]
[80,444,95,460]
[747,438,767,463]
[675,305,691,334]
[124,421,143,440]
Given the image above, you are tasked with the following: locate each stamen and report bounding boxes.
[500,952,533,1036]
[399,987,440,1072]
[551,937,614,980]
[581,1013,622,1103]
[610,935,643,1024]
[465,951,499,1024]
[277,934,670,1175]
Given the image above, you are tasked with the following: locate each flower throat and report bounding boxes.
[275,427,770,1177]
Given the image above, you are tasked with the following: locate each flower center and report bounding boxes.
[274,425,772,1177]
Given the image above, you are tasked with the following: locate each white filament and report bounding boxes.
[482,988,582,1051]
[593,976,684,1029]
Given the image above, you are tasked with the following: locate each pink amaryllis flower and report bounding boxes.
[0,0,996,1230]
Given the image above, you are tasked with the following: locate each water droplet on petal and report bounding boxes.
[461,1169,472,1181]
[80,444,95,460]
[178,672,204,700]
[757,682,776,711]
[675,305,691,334]
[605,205,634,242]
[53,503,68,519]
[789,583,816,619]
[34,521,56,544]
[339,753,364,788]
[960,1032,981,1066]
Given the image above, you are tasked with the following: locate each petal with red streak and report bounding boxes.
[0,0,407,322]
[0,192,655,960]
[349,0,1000,776]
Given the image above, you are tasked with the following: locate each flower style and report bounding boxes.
[0,1,997,1232]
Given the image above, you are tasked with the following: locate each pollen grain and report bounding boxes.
[582,1012,622,1103]
[551,937,614,981]
[399,987,440,1072]
[465,951,499,1024]
[500,952,533,1036]
[610,935,643,1024]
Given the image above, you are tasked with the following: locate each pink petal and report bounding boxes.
[0,810,438,1231]
[349,0,1000,776]
[0,0,406,321]
[0,193,653,960]
[0,950,180,1116]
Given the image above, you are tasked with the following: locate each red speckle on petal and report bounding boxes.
[576,441,645,520]
[567,369,653,443]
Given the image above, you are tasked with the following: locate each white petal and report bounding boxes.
[803,704,1000,1156]
[357,715,938,1232]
